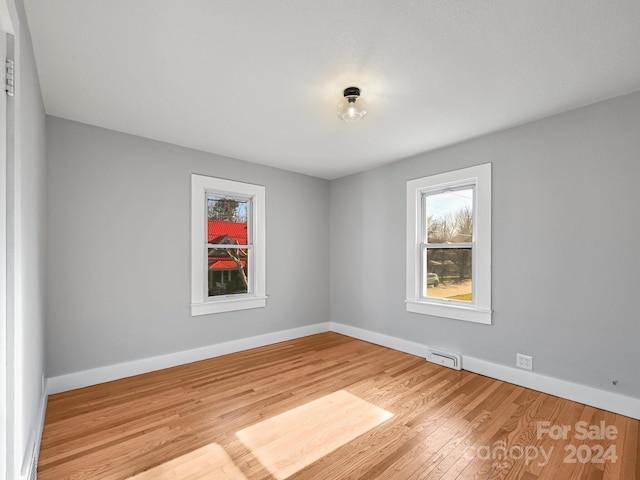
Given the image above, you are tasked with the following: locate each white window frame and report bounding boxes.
[191,174,266,315]
[406,163,492,324]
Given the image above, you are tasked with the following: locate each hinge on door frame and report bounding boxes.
[6,58,15,96]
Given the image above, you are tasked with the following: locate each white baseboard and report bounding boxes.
[46,321,640,420]
[462,356,640,420]
[47,322,330,394]
[330,322,427,357]
[330,322,640,420]
[20,380,47,479]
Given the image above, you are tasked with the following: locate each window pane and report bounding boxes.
[425,189,473,244]
[424,247,472,302]
[208,248,249,296]
[207,195,249,245]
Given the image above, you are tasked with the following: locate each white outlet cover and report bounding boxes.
[516,353,533,371]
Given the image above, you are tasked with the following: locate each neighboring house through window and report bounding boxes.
[191,174,266,315]
[207,216,249,296]
[406,163,492,324]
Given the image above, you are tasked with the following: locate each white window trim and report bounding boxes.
[191,174,266,316]
[406,163,492,324]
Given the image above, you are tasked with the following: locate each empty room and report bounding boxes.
[2,0,640,479]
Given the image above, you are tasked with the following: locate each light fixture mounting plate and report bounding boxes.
[343,86,360,97]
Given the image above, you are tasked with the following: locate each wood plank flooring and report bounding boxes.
[38,333,640,479]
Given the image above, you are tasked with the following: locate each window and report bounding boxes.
[406,164,491,324]
[191,175,266,315]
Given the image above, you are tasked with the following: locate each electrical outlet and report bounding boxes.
[516,353,533,371]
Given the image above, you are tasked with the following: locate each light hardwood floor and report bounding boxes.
[39,333,639,479]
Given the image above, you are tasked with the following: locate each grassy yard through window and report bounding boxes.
[448,293,472,301]
[426,280,472,302]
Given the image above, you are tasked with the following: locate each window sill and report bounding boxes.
[405,300,492,325]
[191,296,268,316]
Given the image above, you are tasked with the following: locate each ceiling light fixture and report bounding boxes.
[337,86,367,122]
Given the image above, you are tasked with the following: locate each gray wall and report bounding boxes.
[46,117,330,377]
[46,90,640,400]
[6,0,47,477]
[330,91,640,398]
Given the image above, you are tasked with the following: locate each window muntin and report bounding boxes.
[406,164,491,324]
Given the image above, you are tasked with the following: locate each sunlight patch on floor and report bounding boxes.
[125,443,247,480]
[236,390,393,479]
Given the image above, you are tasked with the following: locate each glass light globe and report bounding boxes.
[337,87,367,122]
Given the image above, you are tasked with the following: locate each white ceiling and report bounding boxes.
[24,0,640,179]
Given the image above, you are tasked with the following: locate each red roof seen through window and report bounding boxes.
[208,220,248,245]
